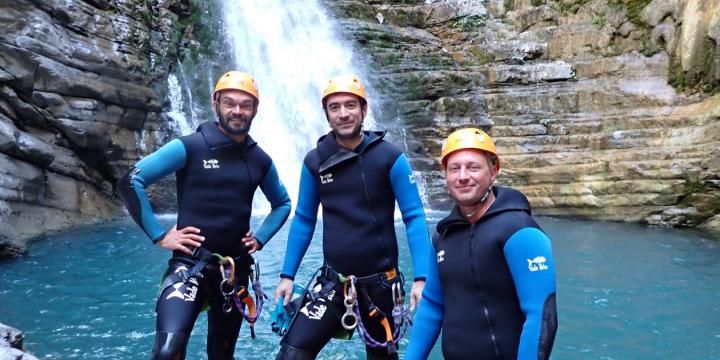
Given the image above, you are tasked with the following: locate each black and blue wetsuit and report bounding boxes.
[277,131,431,359]
[405,186,557,360]
[117,121,291,360]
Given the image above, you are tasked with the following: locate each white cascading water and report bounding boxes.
[220,0,375,211]
[166,73,193,136]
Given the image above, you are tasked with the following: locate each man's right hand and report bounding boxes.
[157,225,205,255]
[275,278,295,306]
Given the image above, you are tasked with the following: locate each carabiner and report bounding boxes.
[220,278,235,297]
[342,276,358,330]
[253,258,260,283]
[391,283,404,307]
[222,299,234,313]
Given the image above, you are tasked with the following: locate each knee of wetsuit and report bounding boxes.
[152,331,188,360]
[275,343,316,360]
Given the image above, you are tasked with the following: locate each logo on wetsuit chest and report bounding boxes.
[437,250,445,263]
[203,159,220,169]
[320,173,333,184]
[527,256,549,272]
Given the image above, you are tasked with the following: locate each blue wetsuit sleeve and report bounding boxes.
[404,243,444,359]
[390,154,431,280]
[280,163,319,279]
[116,139,186,243]
[254,162,291,246]
[503,227,558,360]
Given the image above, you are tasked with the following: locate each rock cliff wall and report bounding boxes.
[0,0,191,256]
[324,0,720,230]
[1,0,718,257]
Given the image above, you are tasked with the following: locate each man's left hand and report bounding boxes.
[242,231,261,254]
[409,280,425,311]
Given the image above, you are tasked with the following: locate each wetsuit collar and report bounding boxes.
[436,186,532,234]
[198,121,256,151]
[316,130,384,172]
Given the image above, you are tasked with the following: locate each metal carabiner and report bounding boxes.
[392,283,404,307]
[222,299,234,313]
[252,258,260,283]
[341,276,358,330]
[220,278,235,297]
[341,307,358,330]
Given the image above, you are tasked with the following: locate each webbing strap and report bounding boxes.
[158,247,216,295]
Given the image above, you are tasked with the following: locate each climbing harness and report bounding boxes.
[218,254,267,339]
[158,247,267,339]
[326,266,413,355]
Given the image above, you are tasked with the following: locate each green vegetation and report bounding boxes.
[684,181,707,195]
[449,15,486,31]
[404,73,426,100]
[138,9,152,27]
[382,53,404,66]
[469,47,490,65]
[330,3,377,22]
[625,0,652,25]
[591,14,605,29]
[677,181,720,211]
[702,39,720,93]
[442,97,473,115]
[668,56,686,91]
[505,0,515,12]
[608,0,652,26]
[441,73,468,97]
[601,121,621,133]
[553,0,591,14]
[186,0,224,59]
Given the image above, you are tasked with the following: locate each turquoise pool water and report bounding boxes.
[1,215,718,359]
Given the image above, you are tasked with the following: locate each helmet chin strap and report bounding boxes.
[463,186,493,218]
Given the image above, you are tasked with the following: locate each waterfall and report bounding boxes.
[166,73,193,136]
[220,0,375,211]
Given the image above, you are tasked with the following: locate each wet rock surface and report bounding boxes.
[0,0,191,256]
[0,322,39,360]
[1,0,718,257]
[325,0,720,230]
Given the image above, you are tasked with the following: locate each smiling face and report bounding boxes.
[444,149,498,207]
[324,92,366,141]
[214,89,257,137]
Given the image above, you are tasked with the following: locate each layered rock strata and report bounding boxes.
[325,0,720,230]
[0,0,191,256]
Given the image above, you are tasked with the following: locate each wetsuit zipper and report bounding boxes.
[358,154,393,271]
[469,223,502,358]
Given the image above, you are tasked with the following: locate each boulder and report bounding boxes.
[0,322,39,360]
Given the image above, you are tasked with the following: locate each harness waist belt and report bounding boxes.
[320,265,398,286]
[159,247,217,294]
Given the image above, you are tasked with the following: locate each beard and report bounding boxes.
[217,109,252,136]
[333,121,363,140]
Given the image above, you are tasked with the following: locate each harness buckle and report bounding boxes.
[177,269,191,284]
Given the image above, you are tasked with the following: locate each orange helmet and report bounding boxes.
[440,128,499,169]
[321,75,367,106]
[213,71,259,103]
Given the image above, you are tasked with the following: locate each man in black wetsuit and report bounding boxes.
[405,128,558,359]
[273,75,432,359]
[117,71,291,359]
